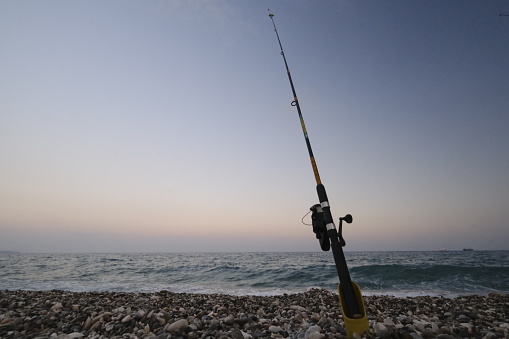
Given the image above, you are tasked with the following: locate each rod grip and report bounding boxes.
[316,183,361,319]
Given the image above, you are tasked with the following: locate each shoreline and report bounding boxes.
[1,289,508,339]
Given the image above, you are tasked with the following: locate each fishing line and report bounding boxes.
[301,210,312,226]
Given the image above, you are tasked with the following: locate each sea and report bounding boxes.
[1,251,508,298]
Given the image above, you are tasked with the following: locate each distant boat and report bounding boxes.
[463,248,474,251]
[440,248,447,252]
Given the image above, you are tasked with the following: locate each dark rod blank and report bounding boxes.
[268,11,362,319]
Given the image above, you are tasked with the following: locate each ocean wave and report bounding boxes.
[1,251,508,296]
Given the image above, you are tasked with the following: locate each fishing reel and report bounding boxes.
[310,204,352,251]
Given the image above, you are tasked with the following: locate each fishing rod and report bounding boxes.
[268,11,369,337]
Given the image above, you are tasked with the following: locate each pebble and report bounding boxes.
[167,318,188,332]
[269,325,282,333]
[383,317,395,326]
[376,330,391,339]
[414,321,426,332]
[121,314,132,323]
[374,322,387,333]
[231,328,244,339]
[305,325,323,339]
[0,289,507,339]
[224,316,234,325]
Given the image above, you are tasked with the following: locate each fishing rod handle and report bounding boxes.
[317,184,362,318]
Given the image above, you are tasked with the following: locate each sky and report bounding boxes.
[1,1,508,253]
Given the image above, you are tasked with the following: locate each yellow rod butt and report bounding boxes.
[338,282,370,338]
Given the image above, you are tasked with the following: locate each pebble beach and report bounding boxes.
[1,289,507,339]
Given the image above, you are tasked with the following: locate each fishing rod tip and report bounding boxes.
[268,9,274,17]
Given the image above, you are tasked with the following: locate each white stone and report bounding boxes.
[269,326,282,333]
[122,315,132,323]
[383,318,395,327]
[374,323,388,333]
[292,306,310,312]
[52,303,63,310]
[167,319,188,333]
[305,325,322,339]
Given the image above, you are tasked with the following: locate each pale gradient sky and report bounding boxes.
[1,1,508,253]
